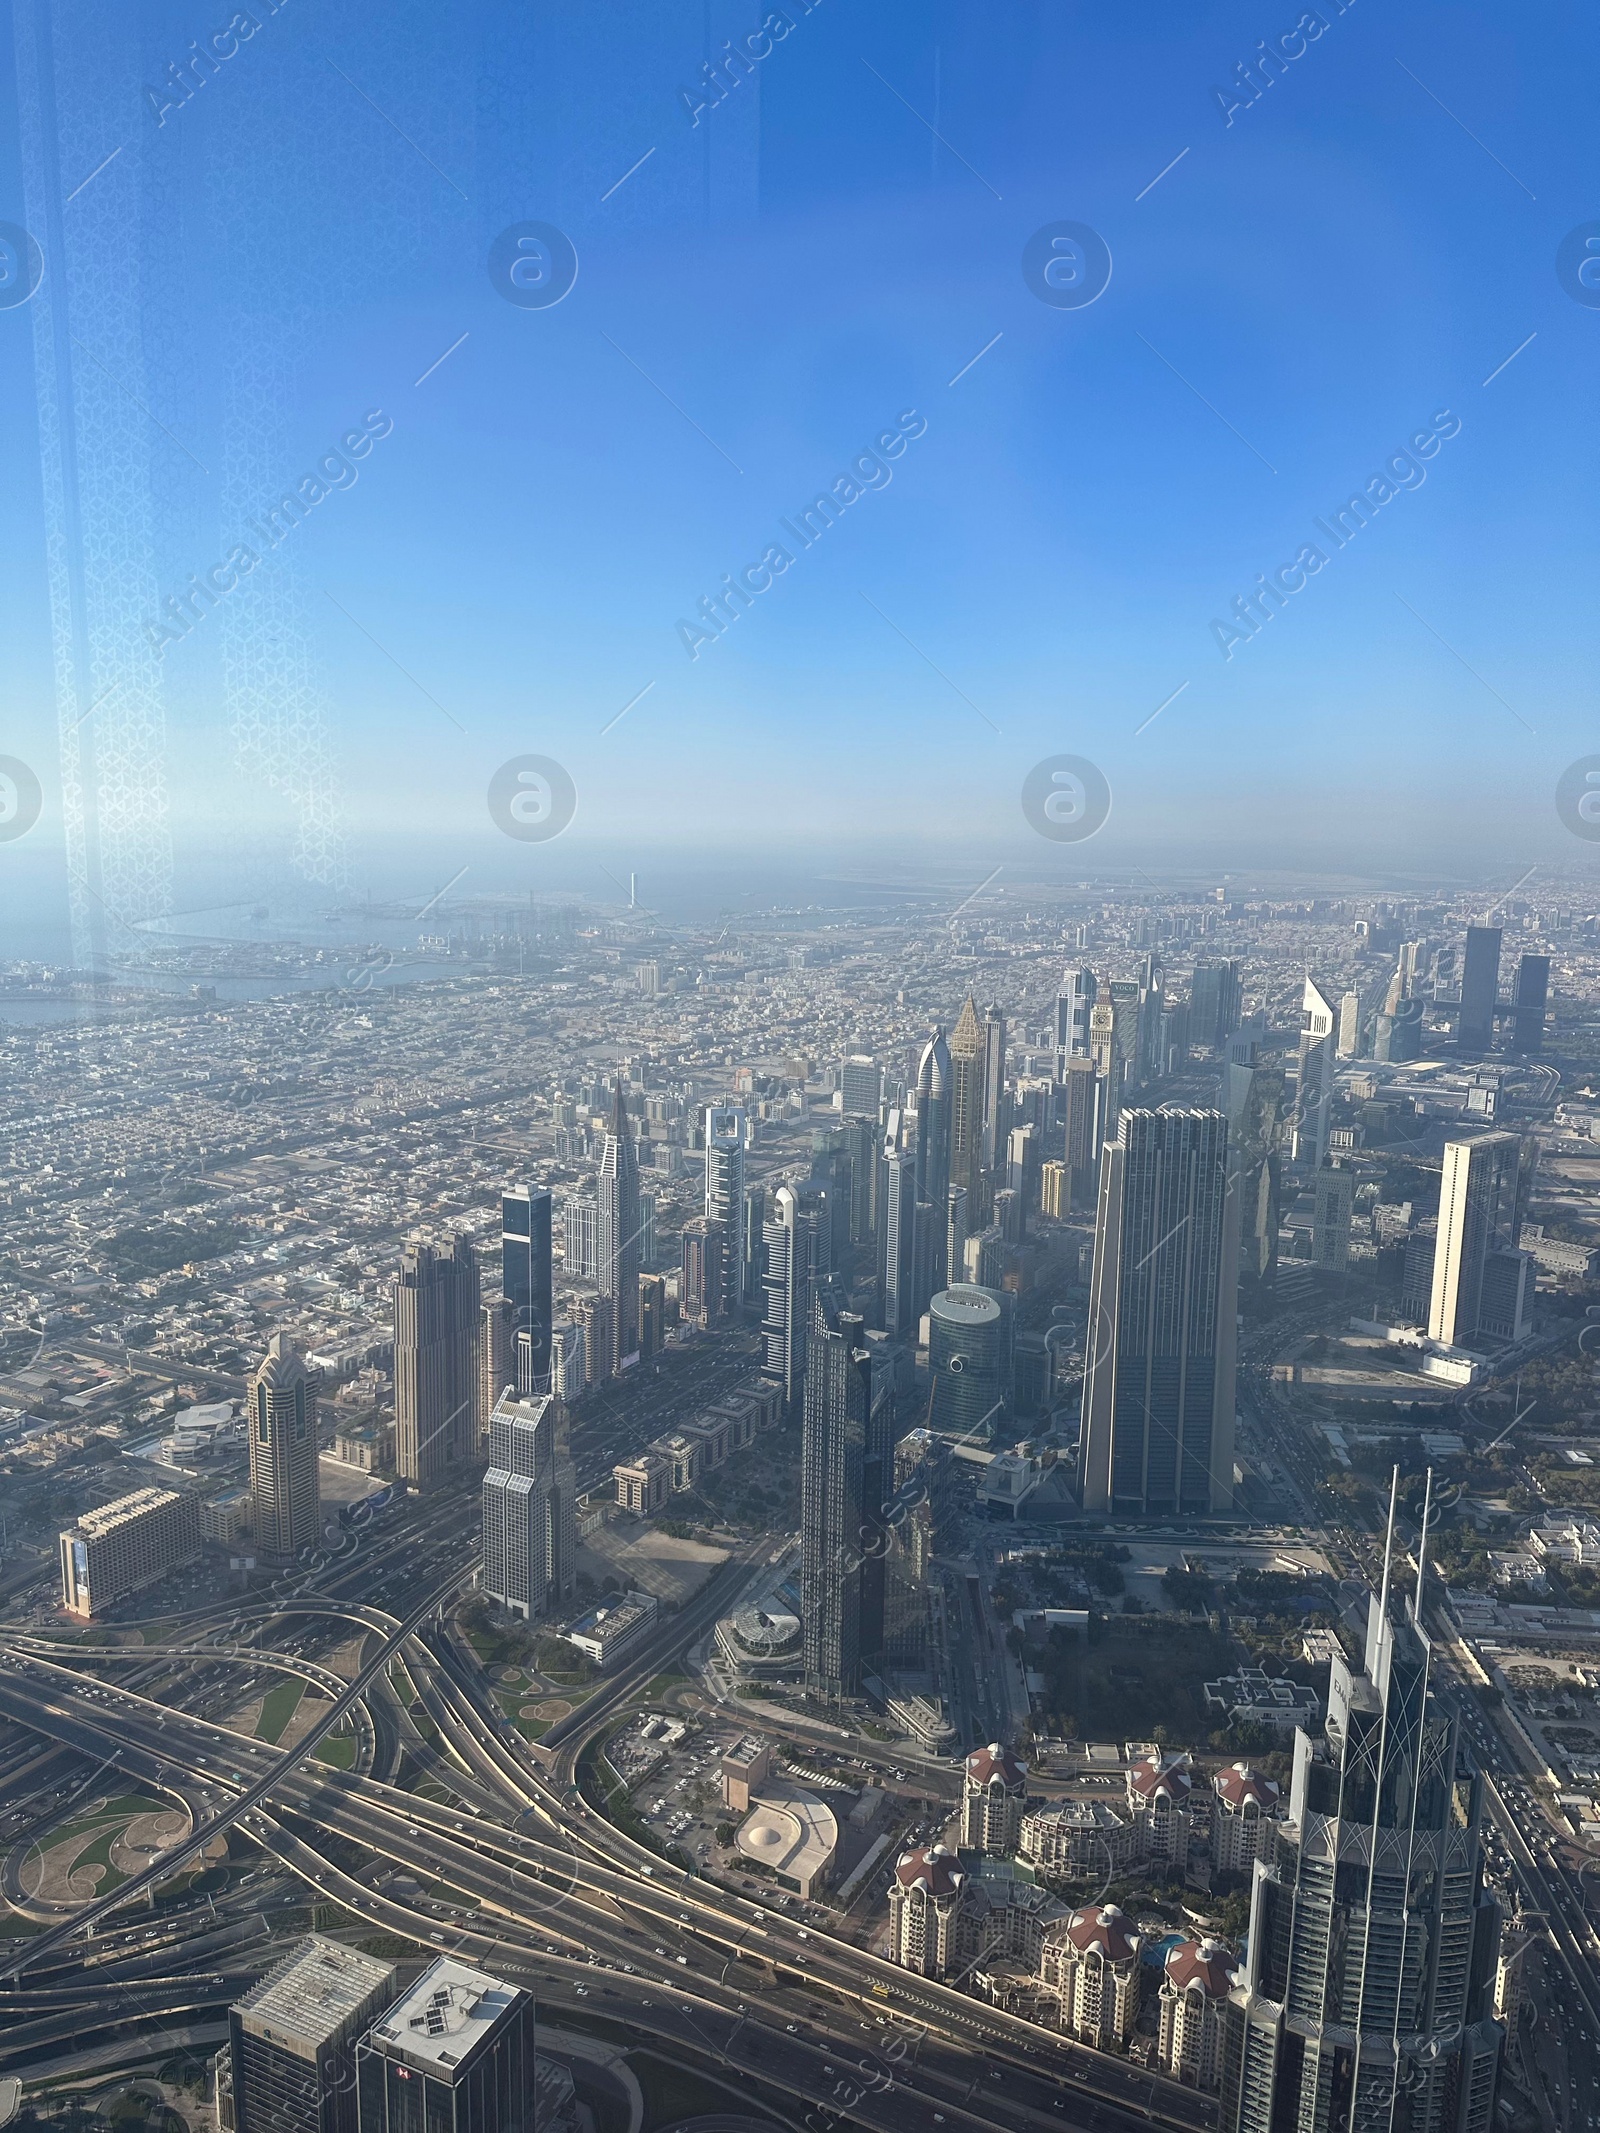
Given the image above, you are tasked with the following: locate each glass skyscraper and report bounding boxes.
[499,1187,552,1390]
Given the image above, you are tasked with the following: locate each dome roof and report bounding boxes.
[894,1843,962,1897]
[1212,1762,1280,1811]
[1164,1937,1235,1997]
[1129,1754,1193,1803]
[1063,1904,1139,1962]
[966,1742,1026,1789]
[917,1030,950,1098]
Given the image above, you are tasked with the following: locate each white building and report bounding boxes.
[1158,1937,1234,2088]
[481,1393,577,1622]
[1037,1905,1142,2048]
[960,1742,1027,1856]
[1210,1763,1282,1875]
[1126,1753,1194,1869]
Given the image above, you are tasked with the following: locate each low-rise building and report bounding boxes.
[1209,1763,1282,1875]
[563,1591,658,1670]
[1202,1668,1321,1733]
[612,1450,671,1515]
[1529,1518,1600,1569]
[200,1487,253,1546]
[1158,1937,1234,2089]
[59,1485,201,1618]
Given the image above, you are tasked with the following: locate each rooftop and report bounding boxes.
[367,1958,526,2073]
[236,1935,396,2048]
[72,1484,189,1539]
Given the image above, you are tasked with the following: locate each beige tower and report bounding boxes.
[247,1335,320,1560]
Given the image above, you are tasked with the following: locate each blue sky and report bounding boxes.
[0,0,1596,938]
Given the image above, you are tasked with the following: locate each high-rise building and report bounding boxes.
[1310,1166,1354,1272]
[1058,1054,1099,1210]
[742,1180,767,1306]
[1137,954,1165,1085]
[980,1003,1008,1174]
[230,1936,396,2133]
[1457,923,1503,1054]
[639,1272,667,1360]
[59,1486,200,1618]
[1510,953,1549,1054]
[596,1082,640,1372]
[1225,1055,1283,1319]
[680,1215,725,1325]
[1429,1133,1536,1349]
[840,1054,883,1120]
[637,1189,656,1274]
[1006,1121,1040,1218]
[498,1187,551,1390]
[579,1294,614,1389]
[1055,967,1097,1067]
[840,1111,879,1246]
[393,1239,480,1490]
[477,1298,514,1445]
[481,1391,576,1622]
[1290,978,1337,1172]
[762,1181,826,1413]
[878,1108,918,1341]
[248,1335,321,1558]
[927,1284,1010,1444]
[945,1185,969,1300]
[961,1742,1027,1856]
[703,1105,747,1310]
[549,1320,586,1403]
[1107,979,1142,1091]
[801,1289,882,1698]
[355,1959,535,2133]
[1078,1110,1236,1516]
[1335,990,1361,1059]
[948,995,988,1216]
[1219,1510,1504,2133]
[1088,1002,1122,1137]
[1189,959,1243,1053]
[1040,1159,1068,1220]
[562,1192,598,1280]
[914,1029,952,1286]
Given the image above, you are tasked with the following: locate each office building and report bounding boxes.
[1078,1110,1236,1516]
[1290,978,1337,1172]
[1088,1002,1122,1133]
[762,1181,826,1412]
[1510,952,1549,1054]
[549,1320,586,1403]
[499,1187,552,1390]
[638,1272,667,1360]
[948,994,988,1216]
[1310,1166,1353,1272]
[742,1180,767,1304]
[1040,1159,1068,1220]
[1335,990,1361,1058]
[248,1335,321,1559]
[1429,1133,1536,1350]
[1059,1054,1099,1209]
[1107,978,1142,1091]
[393,1238,480,1489]
[565,1590,658,1670]
[840,1110,878,1245]
[1218,1517,1504,2133]
[945,1184,969,1299]
[1006,1121,1040,1218]
[878,1108,918,1340]
[980,1002,1008,1174]
[927,1284,1010,1444]
[481,1391,576,1622]
[579,1294,613,1389]
[840,1054,883,1120]
[914,1028,952,1283]
[596,1082,640,1371]
[478,1299,514,1444]
[59,1485,200,1618]
[703,1105,747,1309]
[680,1215,725,1325]
[1225,1054,1283,1318]
[230,1936,395,2133]
[1189,959,1242,1053]
[1458,922,1503,1054]
[801,1289,881,1698]
[613,1448,671,1515]
[561,1192,597,1281]
[1055,967,1097,1066]
[355,1959,535,2133]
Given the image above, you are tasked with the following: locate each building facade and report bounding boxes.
[230,1936,395,2133]
[961,1742,1027,1856]
[1159,1938,1234,2090]
[60,1485,200,1618]
[481,1392,576,1623]
[355,1959,534,2133]
[1210,1763,1282,1875]
[248,1335,321,1559]
[1038,1906,1142,2048]
[393,1238,480,1490]
[800,1290,882,1698]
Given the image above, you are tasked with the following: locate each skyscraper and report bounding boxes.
[980,1003,1008,1174]
[703,1104,746,1310]
[1107,979,1142,1091]
[1429,1133,1536,1349]
[1219,1495,1504,2133]
[762,1181,826,1412]
[596,1082,640,1372]
[355,1959,536,2133]
[1059,1055,1099,1210]
[914,1028,951,1284]
[498,1187,552,1391]
[840,1054,884,1120]
[1055,967,1097,1068]
[248,1335,321,1559]
[1310,1166,1354,1271]
[481,1391,576,1622]
[1291,977,1337,1172]
[230,1935,396,2133]
[1510,953,1549,1054]
[1189,958,1243,1052]
[478,1298,514,1444]
[1457,923,1502,1054]
[878,1107,918,1341]
[742,1180,768,1307]
[801,1289,880,1699]
[1079,1110,1237,1516]
[927,1284,1011,1443]
[393,1238,480,1490]
[562,1191,598,1279]
[679,1214,725,1324]
[948,995,988,1215]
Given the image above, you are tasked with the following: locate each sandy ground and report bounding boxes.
[580,1522,730,1606]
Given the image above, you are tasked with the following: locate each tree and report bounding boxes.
[715,1822,735,1847]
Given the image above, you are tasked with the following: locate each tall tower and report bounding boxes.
[704,1105,747,1310]
[1220,1489,1504,2133]
[247,1336,320,1559]
[499,1188,552,1391]
[762,1182,825,1413]
[481,1391,576,1621]
[980,1003,1008,1175]
[596,1082,640,1373]
[801,1289,876,1699]
[1079,1110,1236,1516]
[1059,1056,1099,1210]
[948,996,988,1214]
[1510,953,1549,1054]
[878,1107,918,1340]
[393,1239,480,1490]
[1457,924,1503,1054]
[1055,968,1097,1069]
[478,1299,514,1445]
[1429,1133,1536,1349]
[1226,1053,1284,1318]
[1291,977,1338,1173]
[913,1028,951,1282]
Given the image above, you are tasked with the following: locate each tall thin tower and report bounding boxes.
[704,1105,747,1310]
[393,1239,481,1490]
[801,1290,875,1699]
[596,1082,640,1373]
[247,1335,320,1559]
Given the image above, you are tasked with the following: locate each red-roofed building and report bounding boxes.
[961,1741,1028,1856]
[887,1845,966,1976]
[1158,1937,1235,2088]
[1038,1905,1142,2046]
[1126,1752,1194,1869]
[1209,1762,1282,1874]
